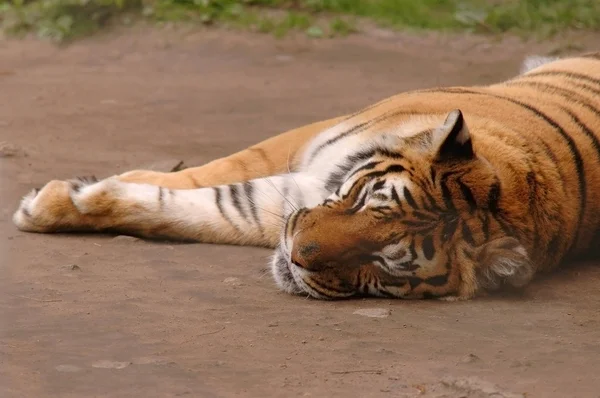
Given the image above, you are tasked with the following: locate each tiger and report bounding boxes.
[12,52,600,300]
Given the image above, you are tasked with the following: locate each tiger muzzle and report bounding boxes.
[289,207,381,272]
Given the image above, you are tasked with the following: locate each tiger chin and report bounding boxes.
[13,52,600,301]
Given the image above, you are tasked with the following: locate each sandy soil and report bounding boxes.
[2,27,600,398]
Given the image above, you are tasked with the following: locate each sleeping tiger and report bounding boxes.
[13,53,600,300]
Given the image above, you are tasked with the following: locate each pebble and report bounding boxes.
[460,353,481,363]
[0,141,25,158]
[91,360,131,369]
[223,277,244,287]
[353,308,391,318]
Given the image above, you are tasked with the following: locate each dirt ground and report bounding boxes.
[2,26,600,398]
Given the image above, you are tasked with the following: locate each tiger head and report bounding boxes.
[272,110,535,299]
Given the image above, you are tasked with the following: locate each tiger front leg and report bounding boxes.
[13,174,328,248]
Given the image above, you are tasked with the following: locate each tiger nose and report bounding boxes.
[291,241,321,270]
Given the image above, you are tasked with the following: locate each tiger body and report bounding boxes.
[13,53,600,300]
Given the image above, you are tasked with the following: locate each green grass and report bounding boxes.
[1,0,599,42]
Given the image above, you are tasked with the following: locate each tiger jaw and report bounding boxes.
[270,245,352,299]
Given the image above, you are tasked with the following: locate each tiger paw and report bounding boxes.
[13,176,101,233]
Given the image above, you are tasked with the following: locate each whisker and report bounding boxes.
[265,178,298,212]
[244,196,286,222]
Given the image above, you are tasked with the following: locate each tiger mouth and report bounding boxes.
[271,246,305,295]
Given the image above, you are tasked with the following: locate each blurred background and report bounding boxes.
[1,0,599,42]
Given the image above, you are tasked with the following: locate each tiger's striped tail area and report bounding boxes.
[13,173,329,248]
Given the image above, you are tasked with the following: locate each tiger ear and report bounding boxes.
[434,109,474,161]
[475,237,535,291]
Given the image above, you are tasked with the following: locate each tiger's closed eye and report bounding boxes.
[371,192,390,201]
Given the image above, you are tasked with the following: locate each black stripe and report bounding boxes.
[391,186,402,207]
[486,180,501,214]
[481,213,490,241]
[229,184,249,222]
[546,234,562,260]
[430,167,437,183]
[517,76,600,96]
[407,277,422,289]
[383,165,407,174]
[309,121,371,161]
[304,277,348,297]
[308,110,423,161]
[406,273,449,289]
[457,177,476,212]
[242,181,263,231]
[525,171,538,251]
[522,70,600,89]
[372,180,385,191]
[403,187,418,209]
[422,235,435,260]
[377,149,404,159]
[424,274,449,287]
[348,148,378,163]
[213,187,241,233]
[526,171,536,210]
[440,171,457,211]
[461,220,475,246]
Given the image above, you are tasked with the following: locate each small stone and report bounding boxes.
[353,308,391,318]
[132,356,169,366]
[65,264,81,271]
[223,277,244,287]
[112,235,141,242]
[91,360,131,369]
[0,141,25,158]
[55,364,81,372]
[460,353,481,363]
[268,322,279,327]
